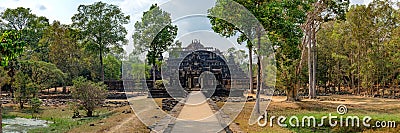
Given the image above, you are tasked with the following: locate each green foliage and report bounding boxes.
[13,71,35,109]
[72,1,130,81]
[71,77,107,117]
[123,55,150,82]
[12,60,64,108]
[18,60,65,90]
[209,0,310,98]
[317,0,400,94]
[40,21,85,85]
[29,97,42,118]
[225,47,249,70]
[103,55,122,80]
[0,31,25,66]
[0,7,49,61]
[132,4,178,66]
[154,80,165,90]
[0,66,10,86]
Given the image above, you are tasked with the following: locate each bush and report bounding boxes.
[70,77,107,117]
[30,97,42,118]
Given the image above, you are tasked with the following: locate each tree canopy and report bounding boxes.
[71,2,129,81]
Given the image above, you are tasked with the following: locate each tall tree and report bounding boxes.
[301,0,349,99]
[209,0,310,102]
[0,7,48,100]
[132,4,178,87]
[316,0,399,96]
[13,60,64,109]
[208,0,257,94]
[71,2,130,81]
[40,21,84,85]
[0,30,26,132]
[346,5,372,95]
[0,7,49,61]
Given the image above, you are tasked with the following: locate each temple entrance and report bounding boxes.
[154,39,248,98]
[188,77,200,91]
[177,49,227,92]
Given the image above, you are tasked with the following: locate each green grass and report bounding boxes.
[3,105,116,132]
[29,107,115,132]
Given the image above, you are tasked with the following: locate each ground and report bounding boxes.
[2,95,400,132]
[225,95,400,133]
[2,102,149,133]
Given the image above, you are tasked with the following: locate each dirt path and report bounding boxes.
[108,114,135,133]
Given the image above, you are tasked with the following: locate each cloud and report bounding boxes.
[159,0,215,20]
[37,5,46,10]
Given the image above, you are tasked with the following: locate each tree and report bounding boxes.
[132,4,178,87]
[71,2,130,81]
[0,31,25,132]
[40,21,84,85]
[315,0,400,96]
[226,47,249,70]
[0,67,9,88]
[13,60,64,109]
[209,0,310,102]
[0,31,25,66]
[301,0,349,99]
[0,7,48,101]
[208,0,257,94]
[12,71,35,109]
[0,66,9,132]
[346,5,372,95]
[18,60,65,92]
[104,55,122,80]
[29,97,42,118]
[70,77,107,117]
[0,7,49,61]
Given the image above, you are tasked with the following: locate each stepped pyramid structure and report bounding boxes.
[149,39,249,98]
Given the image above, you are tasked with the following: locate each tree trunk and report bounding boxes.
[1,87,2,132]
[350,51,356,94]
[8,61,15,98]
[100,47,104,82]
[255,26,262,114]
[312,28,317,98]
[287,83,299,101]
[153,64,156,89]
[308,30,315,99]
[19,99,24,109]
[87,110,93,117]
[357,47,360,96]
[62,86,66,94]
[249,46,254,94]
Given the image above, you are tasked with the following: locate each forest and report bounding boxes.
[0,0,400,132]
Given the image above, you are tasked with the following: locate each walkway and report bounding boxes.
[170,91,224,133]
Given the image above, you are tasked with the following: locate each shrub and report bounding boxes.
[70,77,107,117]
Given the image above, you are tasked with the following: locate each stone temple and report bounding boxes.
[148,39,249,98]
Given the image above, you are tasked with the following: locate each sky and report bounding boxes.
[0,0,374,55]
